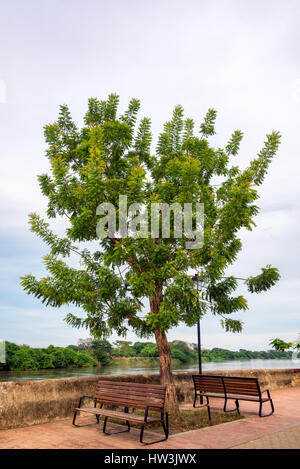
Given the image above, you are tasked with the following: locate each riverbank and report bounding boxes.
[0,368,300,430]
[1,357,299,382]
[2,341,293,376]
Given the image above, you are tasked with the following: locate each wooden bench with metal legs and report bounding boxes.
[73,380,169,445]
[192,375,274,420]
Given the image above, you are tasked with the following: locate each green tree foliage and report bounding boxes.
[74,337,113,364]
[171,348,189,362]
[132,341,150,355]
[0,340,291,372]
[66,345,79,351]
[270,335,300,352]
[109,340,291,362]
[112,340,136,357]
[139,343,159,357]
[90,339,112,365]
[11,348,39,370]
[20,94,281,411]
[169,340,197,363]
[0,341,96,371]
[201,347,291,362]
[246,266,280,293]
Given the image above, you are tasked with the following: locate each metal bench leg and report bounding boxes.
[73,410,78,426]
[140,412,169,446]
[193,391,197,408]
[224,398,239,413]
[207,397,211,421]
[193,391,205,408]
[193,394,211,421]
[73,400,100,427]
[73,411,100,427]
[259,399,274,417]
[95,401,100,424]
[102,407,131,435]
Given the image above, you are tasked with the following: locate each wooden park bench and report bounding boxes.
[73,380,168,445]
[192,374,274,420]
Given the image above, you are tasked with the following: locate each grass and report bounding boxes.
[91,407,243,435]
[165,408,243,434]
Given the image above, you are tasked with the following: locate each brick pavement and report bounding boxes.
[232,425,300,449]
[0,387,299,449]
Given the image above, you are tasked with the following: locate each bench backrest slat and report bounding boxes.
[93,380,166,411]
[193,375,261,397]
[223,377,260,396]
[193,375,224,394]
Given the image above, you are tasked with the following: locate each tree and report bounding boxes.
[77,338,93,351]
[139,343,159,357]
[169,340,196,362]
[132,341,150,355]
[90,339,112,365]
[0,341,20,370]
[9,348,36,370]
[66,344,78,351]
[171,348,189,363]
[112,340,136,357]
[21,94,281,416]
[75,351,97,367]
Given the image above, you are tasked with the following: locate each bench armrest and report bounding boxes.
[261,389,271,398]
[77,395,94,408]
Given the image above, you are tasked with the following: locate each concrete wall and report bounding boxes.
[0,368,299,430]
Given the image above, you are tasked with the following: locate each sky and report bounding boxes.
[0,0,299,351]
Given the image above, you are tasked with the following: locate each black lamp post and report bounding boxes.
[191,273,204,375]
[197,319,202,374]
[191,272,204,404]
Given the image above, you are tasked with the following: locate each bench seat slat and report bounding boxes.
[76,407,161,423]
[197,392,269,402]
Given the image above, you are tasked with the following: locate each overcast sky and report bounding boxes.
[0,0,299,350]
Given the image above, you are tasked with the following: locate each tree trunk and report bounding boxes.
[150,291,181,418]
[154,328,181,417]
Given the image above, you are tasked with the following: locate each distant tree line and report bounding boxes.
[110,340,292,363]
[0,339,292,371]
[0,341,97,371]
[201,347,292,362]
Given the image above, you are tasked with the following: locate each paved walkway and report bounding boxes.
[0,387,299,449]
[233,425,300,449]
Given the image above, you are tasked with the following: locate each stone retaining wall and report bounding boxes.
[0,368,299,429]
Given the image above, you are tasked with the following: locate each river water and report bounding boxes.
[0,358,299,382]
